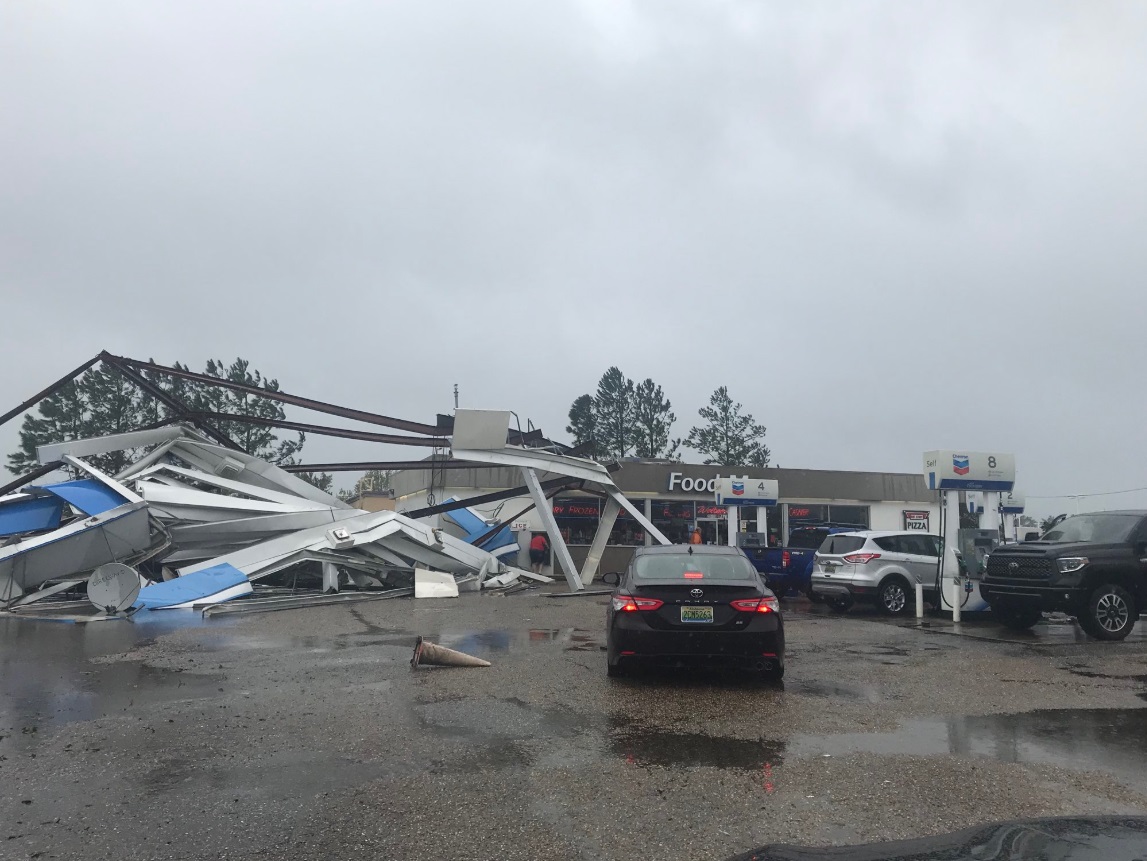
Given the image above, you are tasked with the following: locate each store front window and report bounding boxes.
[552,496,649,546]
[652,500,694,545]
[607,503,645,546]
[552,497,600,545]
[786,503,870,537]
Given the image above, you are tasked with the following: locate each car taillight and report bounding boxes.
[730,597,779,614]
[684,571,704,579]
[842,553,881,564]
[611,595,664,612]
[782,551,790,568]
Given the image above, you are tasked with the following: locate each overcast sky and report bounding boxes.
[2,1,1145,516]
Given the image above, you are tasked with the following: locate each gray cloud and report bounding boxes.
[2,1,1145,514]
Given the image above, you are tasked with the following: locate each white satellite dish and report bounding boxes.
[87,563,141,614]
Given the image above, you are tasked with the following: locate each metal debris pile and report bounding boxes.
[1,353,671,618]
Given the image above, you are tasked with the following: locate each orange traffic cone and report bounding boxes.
[411,636,492,669]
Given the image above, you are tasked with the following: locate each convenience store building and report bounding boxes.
[390,459,940,576]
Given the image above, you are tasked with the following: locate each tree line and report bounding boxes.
[7,358,334,491]
[565,367,771,467]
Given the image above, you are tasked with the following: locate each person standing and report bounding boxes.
[529,532,549,574]
[690,526,702,545]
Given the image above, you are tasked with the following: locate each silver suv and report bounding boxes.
[809,531,941,615]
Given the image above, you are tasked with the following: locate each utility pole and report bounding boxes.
[453,383,459,411]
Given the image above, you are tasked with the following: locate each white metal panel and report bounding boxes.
[451,409,512,450]
[136,484,322,515]
[38,426,185,463]
[164,440,352,509]
[452,446,616,485]
[135,464,337,508]
[61,455,144,505]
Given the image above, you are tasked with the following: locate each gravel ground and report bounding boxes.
[4,591,1147,861]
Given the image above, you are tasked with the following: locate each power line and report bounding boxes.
[1025,486,1147,500]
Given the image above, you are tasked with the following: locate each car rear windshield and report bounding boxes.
[634,553,756,581]
[817,535,866,555]
[1042,514,1141,544]
[789,528,828,549]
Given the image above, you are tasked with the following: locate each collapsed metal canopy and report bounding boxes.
[0,357,660,605]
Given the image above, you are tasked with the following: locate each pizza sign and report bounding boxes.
[903,511,930,531]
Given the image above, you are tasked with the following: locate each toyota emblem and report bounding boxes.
[1008,562,1019,571]
[690,588,704,599]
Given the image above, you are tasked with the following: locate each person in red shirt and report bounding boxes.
[529,532,549,574]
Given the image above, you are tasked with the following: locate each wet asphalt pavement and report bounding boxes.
[4,593,1147,860]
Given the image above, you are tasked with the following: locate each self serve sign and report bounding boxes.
[715,477,778,506]
[922,450,1016,492]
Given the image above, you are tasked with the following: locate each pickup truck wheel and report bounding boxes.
[877,577,911,616]
[826,595,853,614]
[995,603,1043,631]
[1084,584,1137,641]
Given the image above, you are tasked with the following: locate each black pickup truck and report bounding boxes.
[980,511,1147,640]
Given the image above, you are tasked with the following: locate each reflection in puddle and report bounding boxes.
[610,718,785,771]
[792,708,1147,793]
[0,615,225,737]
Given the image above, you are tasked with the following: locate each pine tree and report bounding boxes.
[633,378,679,460]
[179,358,305,464]
[297,472,335,493]
[593,367,638,459]
[565,394,599,458]
[685,386,771,467]
[7,358,309,477]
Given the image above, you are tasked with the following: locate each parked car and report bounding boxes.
[980,511,1147,640]
[809,530,941,615]
[744,524,868,599]
[602,544,785,681]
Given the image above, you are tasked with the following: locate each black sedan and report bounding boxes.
[603,544,785,680]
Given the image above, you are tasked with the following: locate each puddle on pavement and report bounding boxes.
[791,708,1147,794]
[611,719,786,770]
[788,679,883,703]
[737,817,1147,861]
[415,696,590,739]
[0,615,227,739]
[139,749,404,799]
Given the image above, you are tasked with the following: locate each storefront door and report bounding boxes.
[695,516,728,546]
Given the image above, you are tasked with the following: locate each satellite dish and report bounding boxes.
[87,563,141,614]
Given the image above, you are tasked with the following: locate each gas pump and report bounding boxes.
[1000,492,1028,543]
[924,451,1016,621]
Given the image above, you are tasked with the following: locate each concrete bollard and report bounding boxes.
[915,582,924,619]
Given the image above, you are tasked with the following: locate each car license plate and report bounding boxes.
[681,605,714,624]
[824,564,838,573]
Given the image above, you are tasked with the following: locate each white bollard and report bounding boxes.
[915,582,924,619]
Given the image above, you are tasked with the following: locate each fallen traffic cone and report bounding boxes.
[411,636,492,669]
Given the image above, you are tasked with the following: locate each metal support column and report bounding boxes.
[581,496,621,586]
[644,499,653,547]
[602,488,671,545]
[521,467,583,592]
[322,560,340,593]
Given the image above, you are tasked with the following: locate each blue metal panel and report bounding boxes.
[443,497,517,553]
[135,563,250,609]
[41,479,129,516]
[0,496,65,537]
